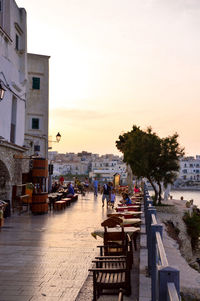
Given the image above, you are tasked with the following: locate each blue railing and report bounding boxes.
[144,185,180,301]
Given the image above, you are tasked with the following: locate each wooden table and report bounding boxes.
[116,205,141,212]
[91,226,140,240]
[91,226,140,250]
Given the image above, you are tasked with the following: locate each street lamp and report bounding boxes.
[49,132,61,143]
[48,132,61,192]
[56,132,61,143]
[0,82,6,101]
[48,132,61,150]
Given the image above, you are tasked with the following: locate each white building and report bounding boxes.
[179,156,200,182]
[0,0,27,145]
[0,0,28,201]
[53,161,88,176]
[0,0,50,201]
[24,53,50,159]
[89,159,127,184]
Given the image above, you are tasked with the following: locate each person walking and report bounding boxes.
[93,177,98,197]
[102,182,111,208]
[110,188,116,209]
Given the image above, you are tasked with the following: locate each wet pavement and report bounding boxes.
[0,193,112,301]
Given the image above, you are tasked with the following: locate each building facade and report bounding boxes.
[24,53,50,159]
[0,0,50,202]
[0,0,28,201]
[178,156,200,183]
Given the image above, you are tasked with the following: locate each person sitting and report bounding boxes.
[66,182,75,197]
[134,185,140,193]
[123,193,132,205]
[52,181,59,193]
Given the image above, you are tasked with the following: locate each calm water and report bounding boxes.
[150,189,200,208]
[170,190,200,208]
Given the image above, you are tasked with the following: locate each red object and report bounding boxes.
[59,176,64,185]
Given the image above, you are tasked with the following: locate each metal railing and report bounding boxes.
[144,185,180,301]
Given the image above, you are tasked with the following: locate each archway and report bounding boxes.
[0,160,11,201]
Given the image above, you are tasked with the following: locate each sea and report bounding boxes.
[149,189,200,208]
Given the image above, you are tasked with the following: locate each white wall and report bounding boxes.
[24,53,50,158]
[0,0,27,146]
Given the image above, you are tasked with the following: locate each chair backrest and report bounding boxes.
[101,216,123,228]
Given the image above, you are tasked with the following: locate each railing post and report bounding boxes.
[158,266,180,301]
[151,223,163,301]
[145,201,153,234]
[146,208,156,284]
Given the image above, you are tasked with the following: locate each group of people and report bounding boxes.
[51,174,141,209]
[101,183,141,209]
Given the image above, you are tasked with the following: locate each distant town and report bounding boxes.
[49,151,200,188]
[48,151,127,184]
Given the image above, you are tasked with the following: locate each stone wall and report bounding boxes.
[0,143,29,201]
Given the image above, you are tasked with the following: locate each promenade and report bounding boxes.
[0,193,111,301]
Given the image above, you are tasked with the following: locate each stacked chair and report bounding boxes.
[89,217,132,301]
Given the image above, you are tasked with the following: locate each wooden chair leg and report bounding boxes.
[93,271,97,301]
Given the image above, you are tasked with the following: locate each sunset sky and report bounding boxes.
[16,0,200,156]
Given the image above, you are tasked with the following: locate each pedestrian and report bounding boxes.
[93,177,98,197]
[102,182,111,208]
[59,175,64,186]
[84,177,89,193]
[110,188,116,209]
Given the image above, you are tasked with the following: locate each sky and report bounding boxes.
[16,0,200,156]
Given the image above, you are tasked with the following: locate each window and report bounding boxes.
[10,97,17,143]
[34,145,40,152]
[32,118,39,129]
[32,77,40,90]
[15,34,19,50]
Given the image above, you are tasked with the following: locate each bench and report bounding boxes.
[62,198,71,206]
[54,200,66,210]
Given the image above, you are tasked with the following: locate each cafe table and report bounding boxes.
[91,226,140,250]
[121,218,141,226]
[91,226,140,240]
[116,205,140,212]
[108,211,143,219]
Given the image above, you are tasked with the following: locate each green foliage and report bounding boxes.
[116,125,184,204]
[183,210,200,250]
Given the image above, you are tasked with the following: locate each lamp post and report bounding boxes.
[0,82,6,101]
[48,132,62,192]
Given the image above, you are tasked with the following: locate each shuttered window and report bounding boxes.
[32,77,40,90]
[32,118,39,129]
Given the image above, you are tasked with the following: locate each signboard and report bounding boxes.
[113,173,120,188]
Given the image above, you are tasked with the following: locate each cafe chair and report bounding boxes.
[89,255,131,301]
[98,217,133,267]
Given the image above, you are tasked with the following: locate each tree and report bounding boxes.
[116,125,184,204]
[153,133,184,204]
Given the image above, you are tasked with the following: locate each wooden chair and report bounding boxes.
[98,217,126,257]
[98,217,133,267]
[89,255,131,300]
